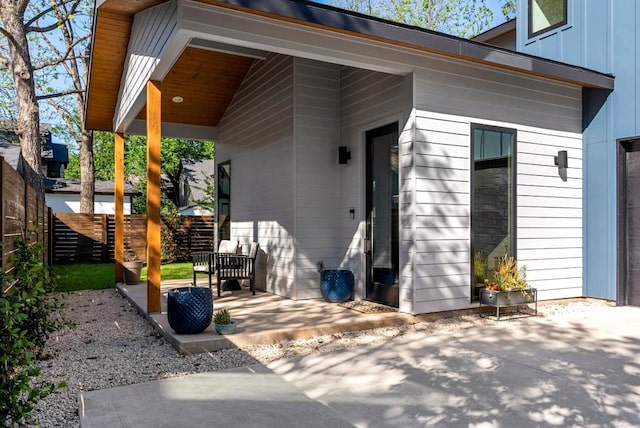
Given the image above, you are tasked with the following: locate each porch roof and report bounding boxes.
[86,0,614,134]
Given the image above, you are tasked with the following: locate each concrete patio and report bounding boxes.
[80,303,640,427]
[117,280,432,354]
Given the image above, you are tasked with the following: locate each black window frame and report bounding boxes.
[528,0,568,39]
[470,124,518,299]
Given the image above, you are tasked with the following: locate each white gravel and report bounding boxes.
[33,289,613,427]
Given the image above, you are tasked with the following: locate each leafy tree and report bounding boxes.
[0,0,93,206]
[326,0,494,37]
[502,0,516,20]
[66,132,214,213]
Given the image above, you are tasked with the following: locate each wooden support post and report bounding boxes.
[115,132,125,284]
[146,80,162,313]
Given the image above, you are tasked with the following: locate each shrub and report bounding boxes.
[1,233,66,426]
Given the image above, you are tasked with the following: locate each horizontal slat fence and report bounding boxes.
[1,157,52,293]
[52,214,215,264]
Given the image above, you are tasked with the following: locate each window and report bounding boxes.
[471,125,517,298]
[217,161,231,241]
[528,0,567,38]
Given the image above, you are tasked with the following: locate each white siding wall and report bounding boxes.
[293,58,340,299]
[338,67,413,310]
[115,0,178,127]
[216,53,295,297]
[410,55,583,314]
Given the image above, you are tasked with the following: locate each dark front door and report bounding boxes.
[365,123,399,308]
[619,140,640,306]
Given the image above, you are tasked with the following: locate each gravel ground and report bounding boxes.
[33,289,613,427]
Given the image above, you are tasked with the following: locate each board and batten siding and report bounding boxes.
[292,58,340,300]
[115,0,178,128]
[216,53,296,298]
[338,66,413,307]
[409,57,583,314]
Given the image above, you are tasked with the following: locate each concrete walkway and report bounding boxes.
[79,305,640,427]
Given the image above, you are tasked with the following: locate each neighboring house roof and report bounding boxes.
[0,138,22,170]
[44,178,141,196]
[86,0,614,133]
[471,19,517,45]
[179,159,215,211]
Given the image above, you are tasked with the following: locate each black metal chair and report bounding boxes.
[191,240,239,288]
[214,242,259,297]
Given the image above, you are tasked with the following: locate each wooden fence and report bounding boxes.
[52,214,215,264]
[1,157,52,290]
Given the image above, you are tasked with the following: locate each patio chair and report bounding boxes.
[215,242,260,297]
[191,240,239,288]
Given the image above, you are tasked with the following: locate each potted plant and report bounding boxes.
[473,251,487,298]
[122,253,143,285]
[480,252,536,308]
[213,309,238,335]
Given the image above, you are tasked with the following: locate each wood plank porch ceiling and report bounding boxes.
[87,0,254,131]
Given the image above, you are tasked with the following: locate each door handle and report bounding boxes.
[364,238,372,254]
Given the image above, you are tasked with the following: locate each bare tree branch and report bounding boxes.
[25,0,82,33]
[36,89,84,100]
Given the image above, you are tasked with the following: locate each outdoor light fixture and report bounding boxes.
[172,96,184,103]
[338,146,351,165]
[554,150,568,182]
[554,150,568,169]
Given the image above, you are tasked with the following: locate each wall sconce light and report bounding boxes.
[338,146,351,165]
[554,150,568,169]
[554,150,568,181]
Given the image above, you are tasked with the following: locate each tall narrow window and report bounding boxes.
[528,0,567,38]
[217,161,231,242]
[471,125,516,297]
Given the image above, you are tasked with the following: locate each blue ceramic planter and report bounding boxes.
[167,287,213,334]
[320,270,354,303]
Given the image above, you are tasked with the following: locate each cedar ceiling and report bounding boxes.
[135,47,254,127]
[86,0,254,131]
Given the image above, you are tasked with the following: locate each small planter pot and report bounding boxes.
[320,269,354,303]
[167,287,213,334]
[122,261,143,285]
[214,320,238,335]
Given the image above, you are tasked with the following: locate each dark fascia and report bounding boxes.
[221,0,613,90]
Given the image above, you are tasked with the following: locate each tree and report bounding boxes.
[501,0,516,20]
[66,132,215,213]
[327,0,494,37]
[0,0,92,206]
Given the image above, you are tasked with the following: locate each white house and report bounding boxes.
[85,0,613,314]
[45,178,139,214]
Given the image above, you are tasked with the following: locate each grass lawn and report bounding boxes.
[141,262,191,281]
[53,262,193,292]
[53,263,115,292]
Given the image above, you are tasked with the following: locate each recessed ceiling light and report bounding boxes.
[172,96,184,103]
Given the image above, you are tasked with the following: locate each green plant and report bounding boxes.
[484,252,529,295]
[473,251,487,284]
[1,233,66,426]
[53,263,115,292]
[213,309,231,325]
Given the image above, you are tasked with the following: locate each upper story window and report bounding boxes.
[528,0,567,38]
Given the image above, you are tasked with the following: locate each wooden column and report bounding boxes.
[146,80,162,313]
[114,132,125,283]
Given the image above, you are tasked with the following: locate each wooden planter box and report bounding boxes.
[479,288,537,320]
